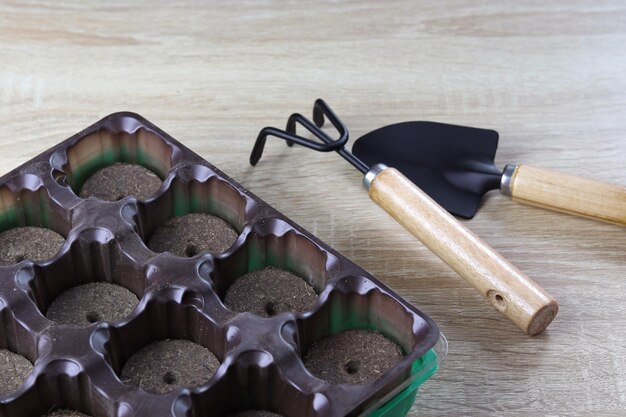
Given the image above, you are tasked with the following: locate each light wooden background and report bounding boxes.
[1,1,625,416]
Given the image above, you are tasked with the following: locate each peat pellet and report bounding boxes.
[79,163,162,201]
[229,412,283,417]
[0,226,64,266]
[46,282,139,327]
[44,411,90,417]
[0,349,33,395]
[304,329,404,385]
[224,266,317,317]
[121,339,220,394]
[148,213,238,256]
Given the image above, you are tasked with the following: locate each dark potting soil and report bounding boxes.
[79,163,162,201]
[44,411,90,417]
[148,213,238,256]
[46,282,139,327]
[0,349,33,396]
[121,339,220,394]
[224,266,317,317]
[303,329,404,385]
[0,226,65,266]
[228,412,283,417]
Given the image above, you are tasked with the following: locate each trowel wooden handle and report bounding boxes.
[504,165,626,226]
[366,166,558,335]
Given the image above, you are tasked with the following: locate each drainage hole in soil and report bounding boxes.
[148,213,238,256]
[120,339,220,394]
[224,266,318,317]
[303,329,404,385]
[264,302,277,317]
[185,244,198,257]
[344,360,360,375]
[85,311,102,323]
[46,282,139,327]
[0,226,65,266]
[163,371,177,385]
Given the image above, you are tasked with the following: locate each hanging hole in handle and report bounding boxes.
[487,290,507,312]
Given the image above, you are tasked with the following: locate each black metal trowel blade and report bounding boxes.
[353,121,503,219]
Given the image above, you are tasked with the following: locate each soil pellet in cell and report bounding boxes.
[148,213,238,256]
[46,282,139,327]
[304,329,404,385]
[224,266,317,317]
[121,339,220,394]
[44,411,91,417]
[79,163,162,201]
[228,412,283,417]
[0,349,33,395]
[0,227,65,266]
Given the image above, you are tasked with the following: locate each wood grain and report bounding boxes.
[510,164,626,226]
[0,0,624,415]
[369,167,558,335]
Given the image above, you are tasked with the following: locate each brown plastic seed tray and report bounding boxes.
[0,113,440,417]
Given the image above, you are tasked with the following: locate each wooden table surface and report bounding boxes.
[1,1,625,416]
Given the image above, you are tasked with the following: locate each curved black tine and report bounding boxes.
[286,113,336,146]
[312,99,348,144]
[250,100,350,166]
[286,99,349,147]
[250,126,338,166]
[313,100,326,127]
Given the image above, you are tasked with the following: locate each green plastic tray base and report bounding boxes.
[366,349,439,417]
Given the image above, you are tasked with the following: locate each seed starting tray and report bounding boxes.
[0,113,441,417]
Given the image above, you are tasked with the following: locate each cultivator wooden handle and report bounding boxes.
[502,165,626,226]
[366,165,559,336]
